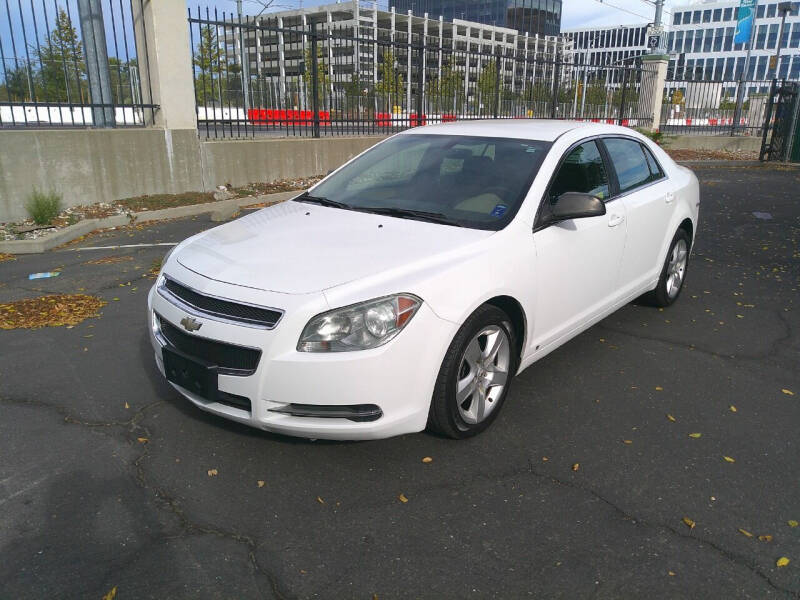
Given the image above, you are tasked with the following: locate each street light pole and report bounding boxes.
[774,2,793,76]
[236,0,251,113]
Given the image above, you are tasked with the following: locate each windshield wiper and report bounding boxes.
[354,206,463,227]
[294,192,350,209]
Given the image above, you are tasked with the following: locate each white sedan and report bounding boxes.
[147,120,699,440]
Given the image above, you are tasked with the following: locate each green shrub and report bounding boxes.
[26,189,62,225]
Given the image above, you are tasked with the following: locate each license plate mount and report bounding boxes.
[163,347,218,402]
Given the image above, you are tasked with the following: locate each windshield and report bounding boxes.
[306,134,551,230]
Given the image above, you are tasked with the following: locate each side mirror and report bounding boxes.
[550,192,606,222]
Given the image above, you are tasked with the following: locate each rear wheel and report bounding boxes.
[645,228,690,307]
[428,305,518,439]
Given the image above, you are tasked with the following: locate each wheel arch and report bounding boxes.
[484,295,527,362]
[679,217,694,246]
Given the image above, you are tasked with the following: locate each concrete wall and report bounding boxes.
[663,134,762,153]
[0,129,202,222]
[200,136,385,189]
[0,130,385,222]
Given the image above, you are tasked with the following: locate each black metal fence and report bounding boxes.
[0,0,155,128]
[660,78,776,136]
[189,8,658,139]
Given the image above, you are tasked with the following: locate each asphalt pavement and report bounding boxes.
[1,164,799,599]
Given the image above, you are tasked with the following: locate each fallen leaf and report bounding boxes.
[782,389,794,396]
[789,520,798,528]
[723,456,735,463]
[729,405,737,412]
[102,587,117,600]
[542,456,549,462]
[398,493,409,503]
[776,557,790,568]
[667,414,676,422]
[422,456,433,463]
[316,496,325,504]
[683,517,696,529]
[257,480,266,488]
[124,402,129,409]
[0,294,106,330]
[623,439,633,445]
[739,528,754,538]
[689,433,702,438]
[655,386,663,391]
[759,535,773,542]
[572,463,580,471]
[137,437,148,444]
[668,571,676,576]
[207,469,218,477]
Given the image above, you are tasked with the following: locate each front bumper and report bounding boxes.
[147,268,456,440]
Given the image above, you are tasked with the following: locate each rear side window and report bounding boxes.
[603,138,652,193]
[549,141,610,203]
[641,144,665,180]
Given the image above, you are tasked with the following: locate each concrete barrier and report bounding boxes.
[0,129,386,222]
[661,135,762,154]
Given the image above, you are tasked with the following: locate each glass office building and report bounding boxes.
[391,0,562,36]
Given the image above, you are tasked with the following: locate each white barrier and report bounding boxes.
[0,105,144,125]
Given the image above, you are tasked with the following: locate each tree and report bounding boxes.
[302,46,330,109]
[35,8,85,103]
[477,59,499,115]
[0,64,33,102]
[193,25,225,105]
[375,51,404,111]
[428,60,464,113]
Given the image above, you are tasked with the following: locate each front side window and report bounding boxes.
[549,141,610,203]
[603,138,653,194]
[309,134,550,230]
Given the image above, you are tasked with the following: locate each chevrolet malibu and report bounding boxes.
[148,120,699,440]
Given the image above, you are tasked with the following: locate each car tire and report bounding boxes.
[645,228,691,308]
[427,304,518,439]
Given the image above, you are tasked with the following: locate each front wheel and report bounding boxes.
[427,305,518,439]
[645,228,691,307]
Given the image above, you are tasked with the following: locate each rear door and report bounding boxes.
[531,139,628,352]
[600,137,676,296]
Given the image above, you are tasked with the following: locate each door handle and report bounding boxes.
[608,214,625,227]
[665,192,675,204]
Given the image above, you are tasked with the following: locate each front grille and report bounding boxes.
[157,315,261,375]
[162,276,282,328]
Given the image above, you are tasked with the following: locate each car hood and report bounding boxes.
[176,200,493,294]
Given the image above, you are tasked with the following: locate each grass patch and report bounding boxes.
[0,294,107,329]
[26,189,62,225]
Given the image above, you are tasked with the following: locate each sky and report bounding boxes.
[202,0,681,29]
[561,0,678,29]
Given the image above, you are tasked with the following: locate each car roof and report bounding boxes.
[400,119,637,142]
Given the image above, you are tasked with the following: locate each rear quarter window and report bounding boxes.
[603,138,653,193]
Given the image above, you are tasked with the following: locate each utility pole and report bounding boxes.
[236,0,251,113]
[77,0,114,127]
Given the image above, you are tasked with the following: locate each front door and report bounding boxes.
[531,140,628,354]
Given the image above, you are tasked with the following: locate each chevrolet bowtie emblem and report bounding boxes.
[180,316,202,332]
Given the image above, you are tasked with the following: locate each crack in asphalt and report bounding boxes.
[525,457,798,599]
[0,395,288,600]
[597,304,794,363]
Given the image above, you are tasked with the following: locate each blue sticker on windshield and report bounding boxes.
[491,204,508,217]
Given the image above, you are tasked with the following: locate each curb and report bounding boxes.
[0,190,300,255]
[676,160,800,168]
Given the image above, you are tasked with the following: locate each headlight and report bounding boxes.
[298,294,421,352]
